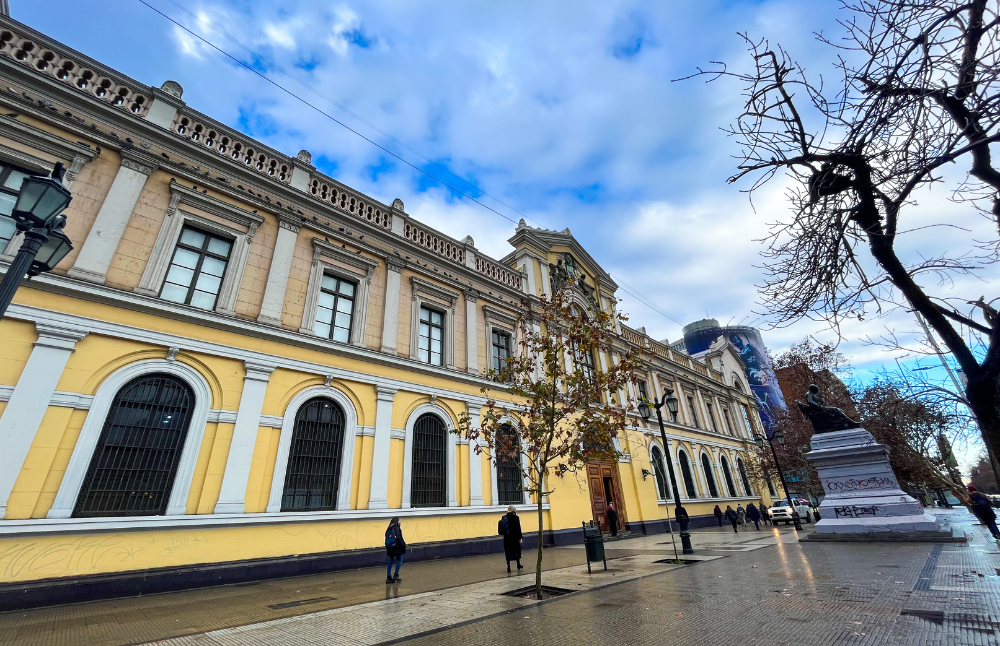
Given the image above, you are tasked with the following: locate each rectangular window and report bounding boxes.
[573,342,596,384]
[722,408,734,436]
[0,162,35,248]
[706,402,719,433]
[740,403,756,435]
[636,379,649,401]
[491,329,511,373]
[687,395,700,428]
[314,274,356,343]
[160,227,232,310]
[419,306,444,365]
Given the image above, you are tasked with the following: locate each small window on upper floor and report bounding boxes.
[572,342,597,384]
[492,329,512,373]
[686,395,700,428]
[314,274,356,344]
[0,162,38,248]
[636,379,649,402]
[706,401,720,433]
[419,306,444,366]
[160,226,232,310]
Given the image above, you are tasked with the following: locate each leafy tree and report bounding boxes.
[692,1,1000,465]
[458,284,638,600]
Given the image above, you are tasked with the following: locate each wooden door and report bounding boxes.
[587,461,627,532]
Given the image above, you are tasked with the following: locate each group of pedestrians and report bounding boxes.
[714,502,769,533]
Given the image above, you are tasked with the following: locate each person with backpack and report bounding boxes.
[385,517,405,584]
[969,485,1000,540]
[499,506,523,573]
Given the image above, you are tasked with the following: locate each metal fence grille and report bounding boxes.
[701,454,719,497]
[74,374,194,517]
[281,398,346,511]
[496,424,523,505]
[720,456,738,497]
[651,445,669,500]
[411,414,446,507]
[678,451,697,499]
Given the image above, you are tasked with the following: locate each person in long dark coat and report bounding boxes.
[606,503,620,537]
[969,485,1000,540]
[760,501,771,525]
[385,517,406,584]
[746,502,761,530]
[724,505,739,533]
[713,504,723,526]
[502,506,523,573]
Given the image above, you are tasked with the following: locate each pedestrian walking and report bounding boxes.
[384,517,405,584]
[713,504,723,527]
[746,502,761,530]
[737,504,747,527]
[607,502,620,537]
[499,505,524,572]
[760,502,770,525]
[725,505,739,533]
[968,485,1000,540]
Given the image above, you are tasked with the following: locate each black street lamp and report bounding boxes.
[639,388,693,554]
[0,163,73,321]
[754,430,801,531]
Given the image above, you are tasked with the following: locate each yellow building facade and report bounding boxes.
[0,14,780,606]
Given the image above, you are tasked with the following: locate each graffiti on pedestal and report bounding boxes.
[833,505,880,518]
[824,476,897,493]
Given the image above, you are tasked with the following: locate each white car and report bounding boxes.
[769,499,815,524]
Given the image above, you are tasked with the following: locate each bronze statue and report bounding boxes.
[796,384,861,433]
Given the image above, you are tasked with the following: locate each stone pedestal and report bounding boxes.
[804,428,958,541]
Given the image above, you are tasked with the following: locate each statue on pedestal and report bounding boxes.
[796,384,861,434]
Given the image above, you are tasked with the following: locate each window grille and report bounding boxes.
[686,396,699,428]
[281,398,346,511]
[678,451,697,498]
[701,454,719,497]
[738,458,754,496]
[721,456,738,497]
[650,445,669,500]
[160,226,232,310]
[314,275,356,343]
[418,307,444,365]
[496,424,523,505]
[73,374,194,517]
[411,414,447,507]
[491,329,511,373]
[0,161,36,247]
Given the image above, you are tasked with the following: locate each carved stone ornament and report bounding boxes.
[796,384,862,434]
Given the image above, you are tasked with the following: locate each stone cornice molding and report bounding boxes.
[0,114,98,166]
[385,256,407,273]
[119,146,158,176]
[277,217,302,233]
[169,180,266,235]
[410,276,459,307]
[311,237,380,277]
[482,304,517,328]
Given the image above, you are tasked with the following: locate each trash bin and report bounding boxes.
[585,531,605,562]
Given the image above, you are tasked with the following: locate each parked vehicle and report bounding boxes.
[770,499,816,524]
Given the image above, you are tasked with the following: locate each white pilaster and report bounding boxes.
[68,153,156,284]
[467,405,484,505]
[0,322,87,518]
[465,289,479,375]
[380,258,404,354]
[256,220,300,326]
[290,150,314,192]
[214,361,276,514]
[368,385,396,510]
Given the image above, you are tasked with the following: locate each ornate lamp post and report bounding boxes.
[639,388,693,554]
[755,430,801,531]
[0,163,73,321]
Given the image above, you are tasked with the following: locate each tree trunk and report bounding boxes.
[966,371,1000,490]
[535,491,544,600]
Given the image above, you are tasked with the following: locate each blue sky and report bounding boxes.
[12,0,992,458]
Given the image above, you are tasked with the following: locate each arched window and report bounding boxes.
[496,424,523,505]
[677,450,697,498]
[281,397,346,511]
[720,455,738,497]
[74,374,194,517]
[411,414,447,507]
[650,445,669,501]
[738,458,754,496]
[701,453,719,498]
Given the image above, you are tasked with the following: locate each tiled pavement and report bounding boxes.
[2,508,998,645]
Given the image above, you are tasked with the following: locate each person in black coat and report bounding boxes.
[385,517,406,584]
[746,502,761,530]
[969,485,1000,540]
[724,505,739,533]
[607,502,620,537]
[713,504,723,526]
[501,506,523,573]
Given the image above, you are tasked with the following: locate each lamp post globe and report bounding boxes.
[637,399,651,421]
[11,173,72,231]
[664,391,679,421]
[29,226,73,276]
[773,429,785,446]
[754,434,764,450]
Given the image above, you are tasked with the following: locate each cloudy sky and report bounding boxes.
[13,1,996,417]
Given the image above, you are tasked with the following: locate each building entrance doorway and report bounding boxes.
[587,461,627,533]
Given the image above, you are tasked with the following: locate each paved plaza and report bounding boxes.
[1,508,998,646]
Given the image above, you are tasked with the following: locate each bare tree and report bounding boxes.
[689,1,1000,459]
